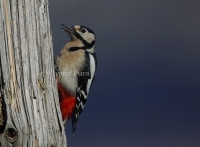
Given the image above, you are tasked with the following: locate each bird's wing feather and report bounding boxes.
[71,52,97,133]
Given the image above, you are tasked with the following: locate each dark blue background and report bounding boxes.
[49,0,200,146]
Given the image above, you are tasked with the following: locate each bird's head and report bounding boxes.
[60,24,95,49]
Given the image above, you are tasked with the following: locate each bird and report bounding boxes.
[54,24,97,133]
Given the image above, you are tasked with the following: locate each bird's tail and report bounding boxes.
[71,112,78,134]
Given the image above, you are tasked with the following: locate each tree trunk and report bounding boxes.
[0,0,67,146]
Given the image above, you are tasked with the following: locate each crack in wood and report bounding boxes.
[0,98,3,126]
[0,58,7,133]
[38,78,46,91]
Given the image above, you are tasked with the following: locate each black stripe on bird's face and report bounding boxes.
[71,26,95,49]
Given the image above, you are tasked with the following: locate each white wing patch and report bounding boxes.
[86,54,96,94]
[72,53,96,133]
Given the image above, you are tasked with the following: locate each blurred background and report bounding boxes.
[49,0,200,146]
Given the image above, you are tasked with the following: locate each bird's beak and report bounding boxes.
[60,24,74,34]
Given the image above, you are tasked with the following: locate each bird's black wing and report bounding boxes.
[71,52,97,133]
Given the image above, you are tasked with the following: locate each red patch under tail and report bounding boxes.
[57,82,76,121]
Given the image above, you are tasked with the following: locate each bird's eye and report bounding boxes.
[81,28,86,33]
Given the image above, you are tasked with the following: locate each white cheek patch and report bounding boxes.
[85,33,95,43]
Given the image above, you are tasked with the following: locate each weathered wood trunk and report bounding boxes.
[0,0,67,146]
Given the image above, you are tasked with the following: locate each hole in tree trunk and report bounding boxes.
[5,128,18,143]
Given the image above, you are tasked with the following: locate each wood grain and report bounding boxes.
[0,0,67,146]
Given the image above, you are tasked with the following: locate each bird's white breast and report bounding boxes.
[58,50,85,95]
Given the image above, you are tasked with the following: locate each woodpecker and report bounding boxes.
[54,24,97,133]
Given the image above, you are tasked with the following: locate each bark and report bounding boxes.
[0,0,67,146]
